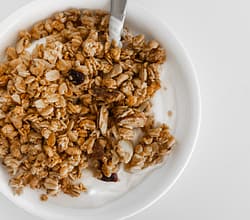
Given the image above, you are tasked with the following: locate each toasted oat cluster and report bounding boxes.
[0,9,175,199]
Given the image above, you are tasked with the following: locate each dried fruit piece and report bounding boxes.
[68,69,85,85]
[101,173,118,182]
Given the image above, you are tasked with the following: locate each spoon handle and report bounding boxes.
[109,0,127,46]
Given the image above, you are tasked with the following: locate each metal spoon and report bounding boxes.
[109,0,127,46]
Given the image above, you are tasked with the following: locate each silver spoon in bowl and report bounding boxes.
[109,0,127,46]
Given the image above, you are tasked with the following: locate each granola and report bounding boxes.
[0,9,175,199]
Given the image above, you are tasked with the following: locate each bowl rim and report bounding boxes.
[123,6,201,220]
[0,0,201,219]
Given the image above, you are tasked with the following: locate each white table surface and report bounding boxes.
[1,0,250,219]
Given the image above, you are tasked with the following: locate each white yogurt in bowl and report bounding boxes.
[0,0,200,219]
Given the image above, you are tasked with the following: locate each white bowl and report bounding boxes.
[0,0,201,219]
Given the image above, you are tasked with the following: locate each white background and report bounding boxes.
[0,0,250,219]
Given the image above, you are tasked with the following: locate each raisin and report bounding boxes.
[68,69,85,85]
[74,98,82,105]
[101,173,118,182]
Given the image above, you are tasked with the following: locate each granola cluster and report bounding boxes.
[0,9,175,199]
